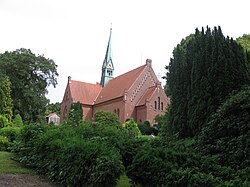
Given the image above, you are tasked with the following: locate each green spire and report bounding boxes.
[100,26,114,87]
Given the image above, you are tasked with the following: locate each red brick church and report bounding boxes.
[60,28,169,124]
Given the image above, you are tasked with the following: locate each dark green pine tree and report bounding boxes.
[166,26,250,138]
[166,35,194,137]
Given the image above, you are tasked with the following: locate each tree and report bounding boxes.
[0,74,13,123]
[165,26,250,138]
[236,34,250,52]
[236,34,250,73]
[0,48,58,122]
[45,102,60,116]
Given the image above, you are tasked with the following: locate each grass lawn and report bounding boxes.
[0,151,34,174]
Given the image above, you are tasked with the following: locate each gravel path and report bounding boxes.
[0,174,59,187]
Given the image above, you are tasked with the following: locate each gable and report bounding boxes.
[136,83,170,108]
[67,80,101,105]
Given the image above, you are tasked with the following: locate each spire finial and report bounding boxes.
[110,23,112,30]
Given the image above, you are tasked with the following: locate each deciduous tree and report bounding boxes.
[0,48,58,122]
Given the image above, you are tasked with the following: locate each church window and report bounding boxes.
[158,97,160,110]
[117,108,120,117]
[161,102,163,110]
[154,101,157,110]
[114,109,116,114]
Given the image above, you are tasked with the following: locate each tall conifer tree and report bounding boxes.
[166,26,250,138]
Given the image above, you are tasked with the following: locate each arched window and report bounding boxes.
[114,109,116,114]
[117,109,120,117]
[161,102,163,110]
[158,97,160,110]
[154,101,157,110]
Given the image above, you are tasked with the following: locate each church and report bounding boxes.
[60,28,169,124]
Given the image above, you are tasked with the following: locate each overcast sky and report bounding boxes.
[0,0,249,103]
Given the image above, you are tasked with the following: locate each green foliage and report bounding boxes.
[65,102,83,126]
[0,136,9,151]
[198,86,250,169]
[0,126,21,142]
[0,115,9,128]
[236,34,250,52]
[45,102,60,116]
[120,136,149,170]
[123,118,141,137]
[94,110,121,127]
[76,120,147,171]
[0,48,58,122]
[165,26,250,138]
[127,136,250,186]
[13,122,125,186]
[138,120,159,135]
[0,75,13,122]
[34,131,124,187]
[13,114,24,127]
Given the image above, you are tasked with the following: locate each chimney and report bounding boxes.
[146,59,152,67]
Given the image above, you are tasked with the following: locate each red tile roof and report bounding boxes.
[95,64,146,104]
[69,80,102,105]
[136,86,156,106]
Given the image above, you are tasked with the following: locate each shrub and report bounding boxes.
[122,118,141,137]
[14,122,124,186]
[94,110,121,127]
[0,126,21,142]
[120,136,149,169]
[13,114,24,127]
[0,135,8,151]
[138,121,159,135]
[12,123,48,165]
[199,87,250,169]
[127,136,249,186]
[77,121,127,151]
[0,115,9,128]
[34,133,124,186]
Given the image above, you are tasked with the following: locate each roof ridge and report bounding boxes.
[113,64,145,80]
[70,79,99,85]
[95,64,146,104]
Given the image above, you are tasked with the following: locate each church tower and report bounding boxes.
[100,27,114,87]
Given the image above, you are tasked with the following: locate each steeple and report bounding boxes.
[100,26,114,87]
